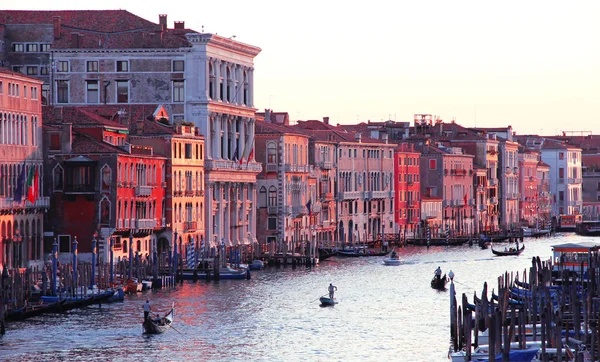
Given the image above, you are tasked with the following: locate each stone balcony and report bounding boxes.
[184,221,197,232]
[267,206,278,214]
[135,219,156,229]
[135,185,153,197]
[338,191,361,200]
[0,196,50,210]
[205,159,262,172]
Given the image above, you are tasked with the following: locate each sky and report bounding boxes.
[5,0,600,135]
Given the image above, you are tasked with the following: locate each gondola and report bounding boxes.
[143,303,174,334]
[318,248,338,261]
[431,274,448,290]
[5,298,67,322]
[491,244,525,256]
[319,297,335,306]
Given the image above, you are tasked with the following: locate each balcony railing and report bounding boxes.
[292,206,304,215]
[491,197,498,204]
[283,164,310,173]
[267,206,278,214]
[455,199,465,207]
[320,161,333,169]
[266,164,278,173]
[205,159,262,172]
[136,219,156,229]
[442,200,451,208]
[371,190,388,199]
[488,179,497,187]
[320,192,333,201]
[124,219,130,228]
[338,191,361,200]
[184,221,197,232]
[135,185,153,197]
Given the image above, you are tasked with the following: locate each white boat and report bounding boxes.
[383,251,402,266]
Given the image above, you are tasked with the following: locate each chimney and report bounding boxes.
[355,133,362,143]
[174,21,185,29]
[264,109,271,123]
[323,116,329,125]
[382,133,389,144]
[62,123,73,153]
[71,33,79,48]
[136,120,144,134]
[53,16,61,39]
[159,14,167,27]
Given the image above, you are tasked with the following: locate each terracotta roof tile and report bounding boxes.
[71,133,127,154]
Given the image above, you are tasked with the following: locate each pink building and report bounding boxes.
[394,143,421,238]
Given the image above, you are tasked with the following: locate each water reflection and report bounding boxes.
[0,234,585,361]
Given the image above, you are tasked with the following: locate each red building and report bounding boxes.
[43,107,166,261]
[394,143,421,238]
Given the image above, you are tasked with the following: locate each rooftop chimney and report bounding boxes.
[53,16,61,39]
[323,116,329,125]
[355,133,362,143]
[71,33,79,48]
[159,14,167,32]
[62,123,73,153]
[174,21,185,29]
[382,133,389,144]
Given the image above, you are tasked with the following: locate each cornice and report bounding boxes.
[185,33,261,57]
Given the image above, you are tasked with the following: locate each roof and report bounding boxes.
[0,10,193,49]
[552,243,600,252]
[71,133,127,154]
[293,121,390,145]
[255,120,309,137]
[43,106,128,129]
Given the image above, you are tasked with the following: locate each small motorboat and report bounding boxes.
[249,260,264,270]
[383,250,402,266]
[143,302,174,334]
[319,296,335,306]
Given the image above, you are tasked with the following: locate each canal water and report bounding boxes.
[0,233,589,361]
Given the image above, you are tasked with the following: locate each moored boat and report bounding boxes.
[575,220,600,237]
[5,298,67,322]
[318,248,338,261]
[180,266,250,280]
[143,303,174,334]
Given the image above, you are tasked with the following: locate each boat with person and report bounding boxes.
[383,250,402,266]
[491,243,525,256]
[319,296,335,306]
[431,274,448,290]
[143,302,174,334]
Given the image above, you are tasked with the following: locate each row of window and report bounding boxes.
[340,148,394,159]
[50,60,183,73]
[54,79,184,104]
[0,114,39,146]
[0,164,42,198]
[174,141,203,160]
[11,43,51,53]
[0,81,39,100]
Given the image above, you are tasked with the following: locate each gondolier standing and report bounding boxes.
[328,283,337,299]
[434,266,442,280]
[143,300,151,321]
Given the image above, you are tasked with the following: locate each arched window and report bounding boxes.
[100,196,111,225]
[267,142,277,164]
[259,186,267,208]
[53,164,64,191]
[101,164,111,190]
[268,186,277,207]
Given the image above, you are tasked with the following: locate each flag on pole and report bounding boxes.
[186,238,196,268]
[13,163,26,202]
[463,193,468,206]
[246,138,255,165]
[26,166,39,204]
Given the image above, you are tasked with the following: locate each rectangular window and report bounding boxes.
[40,43,51,52]
[40,66,49,75]
[56,61,69,72]
[429,159,436,170]
[559,168,564,178]
[559,152,564,160]
[12,65,23,73]
[116,80,128,103]
[185,143,192,159]
[26,43,38,52]
[172,60,184,72]
[26,66,38,75]
[87,61,98,72]
[268,217,277,230]
[42,83,50,105]
[559,191,564,201]
[56,80,69,103]
[12,43,24,52]
[50,134,61,150]
[116,60,129,72]
[173,80,184,102]
[86,80,99,103]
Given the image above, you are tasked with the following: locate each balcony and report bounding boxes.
[320,161,333,169]
[135,185,153,197]
[442,200,451,208]
[320,192,333,201]
[205,159,262,172]
[136,219,156,229]
[266,164,278,173]
[160,218,166,227]
[569,178,582,184]
[491,197,498,205]
[488,179,497,187]
[185,190,195,196]
[117,219,123,228]
[124,219,130,228]
[292,206,304,216]
[283,164,309,173]
[468,199,474,206]
[64,184,95,194]
[455,199,465,207]
[370,190,388,199]
[558,178,565,184]
[267,206,278,214]
[478,204,486,211]
[184,221,197,232]
[338,191,361,200]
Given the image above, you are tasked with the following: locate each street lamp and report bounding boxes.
[14,228,22,268]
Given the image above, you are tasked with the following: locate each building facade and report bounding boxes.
[394,143,421,238]
[0,68,47,269]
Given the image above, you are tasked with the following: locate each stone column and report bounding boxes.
[223,116,229,160]
[248,68,254,107]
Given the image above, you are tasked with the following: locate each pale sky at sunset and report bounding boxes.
[4,1,600,135]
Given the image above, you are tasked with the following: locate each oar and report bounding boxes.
[170,325,183,334]
[309,295,325,304]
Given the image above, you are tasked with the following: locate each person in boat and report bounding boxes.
[143,300,151,321]
[391,251,398,259]
[328,283,337,299]
[434,266,442,280]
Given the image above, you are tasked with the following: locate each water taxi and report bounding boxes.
[552,242,600,274]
